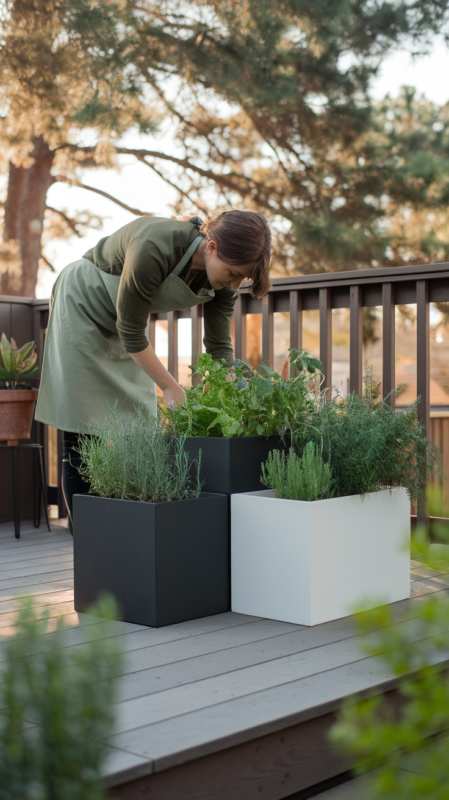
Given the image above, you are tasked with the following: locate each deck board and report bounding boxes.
[1,519,449,798]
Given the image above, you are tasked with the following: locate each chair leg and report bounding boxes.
[33,447,41,529]
[37,448,51,532]
[11,447,21,539]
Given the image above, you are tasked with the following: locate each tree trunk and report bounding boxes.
[1,136,54,298]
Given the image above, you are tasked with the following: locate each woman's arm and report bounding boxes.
[129,345,185,407]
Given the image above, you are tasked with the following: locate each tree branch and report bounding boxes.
[143,161,208,215]
[45,205,82,236]
[54,177,155,217]
[60,145,259,196]
[40,254,56,272]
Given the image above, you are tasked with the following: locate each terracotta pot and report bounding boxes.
[0,389,39,442]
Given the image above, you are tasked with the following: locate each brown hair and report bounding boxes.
[200,210,272,299]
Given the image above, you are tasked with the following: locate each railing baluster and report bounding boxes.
[289,290,302,377]
[191,304,203,386]
[350,285,362,394]
[382,283,395,408]
[167,310,178,381]
[234,294,247,361]
[319,288,332,396]
[262,294,274,365]
[416,280,430,436]
[289,290,302,351]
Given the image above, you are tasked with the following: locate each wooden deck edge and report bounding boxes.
[107,707,347,800]
[106,658,449,797]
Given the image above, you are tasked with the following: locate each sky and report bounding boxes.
[36,37,449,299]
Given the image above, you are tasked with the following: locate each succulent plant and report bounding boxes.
[0,333,38,389]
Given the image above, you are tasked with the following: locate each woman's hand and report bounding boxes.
[163,384,186,408]
[129,345,186,407]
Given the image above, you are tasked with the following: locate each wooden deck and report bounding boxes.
[2,520,449,799]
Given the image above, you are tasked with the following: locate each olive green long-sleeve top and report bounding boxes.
[83,216,237,360]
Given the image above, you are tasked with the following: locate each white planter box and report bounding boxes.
[231,488,410,626]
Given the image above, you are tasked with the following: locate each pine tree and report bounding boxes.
[0,0,157,296]
[123,0,449,276]
[1,0,449,297]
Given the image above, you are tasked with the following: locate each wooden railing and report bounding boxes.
[1,259,449,521]
[149,261,449,435]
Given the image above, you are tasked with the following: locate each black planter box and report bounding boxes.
[184,435,288,494]
[73,492,229,628]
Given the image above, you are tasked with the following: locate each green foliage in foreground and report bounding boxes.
[0,597,122,800]
[0,334,38,388]
[331,493,449,799]
[165,349,322,438]
[77,407,201,502]
[261,442,333,501]
[297,369,441,511]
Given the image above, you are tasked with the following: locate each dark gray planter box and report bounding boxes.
[73,492,229,628]
[184,435,288,494]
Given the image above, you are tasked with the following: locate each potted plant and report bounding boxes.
[0,334,39,443]
[231,376,442,626]
[73,409,229,628]
[165,348,322,494]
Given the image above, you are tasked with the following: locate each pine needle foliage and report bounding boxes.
[77,407,201,503]
[0,596,122,800]
[261,442,333,502]
[297,370,442,511]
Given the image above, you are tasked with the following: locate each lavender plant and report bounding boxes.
[261,442,333,501]
[77,407,201,502]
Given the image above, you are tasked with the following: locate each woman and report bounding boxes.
[35,209,272,527]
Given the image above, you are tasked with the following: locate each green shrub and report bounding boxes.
[0,597,121,799]
[330,493,449,799]
[296,371,441,511]
[165,348,322,438]
[261,442,333,501]
[77,407,201,502]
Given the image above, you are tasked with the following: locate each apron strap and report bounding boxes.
[171,235,204,277]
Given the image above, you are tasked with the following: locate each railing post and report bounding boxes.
[167,311,178,381]
[262,293,274,366]
[382,283,395,408]
[234,294,247,362]
[191,304,203,386]
[349,285,363,395]
[319,288,332,396]
[416,280,430,436]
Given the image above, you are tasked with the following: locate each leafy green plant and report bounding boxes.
[165,348,322,438]
[0,334,38,389]
[330,492,449,800]
[77,406,201,502]
[261,442,333,501]
[0,596,122,799]
[297,368,441,512]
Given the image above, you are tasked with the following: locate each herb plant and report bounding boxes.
[297,368,441,511]
[0,334,38,388]
[0,597,121,800]
[261,442,333,501]
[165,348,322,438]
[77,407,201,502]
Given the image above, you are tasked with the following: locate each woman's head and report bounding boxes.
[200,210,272,298]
